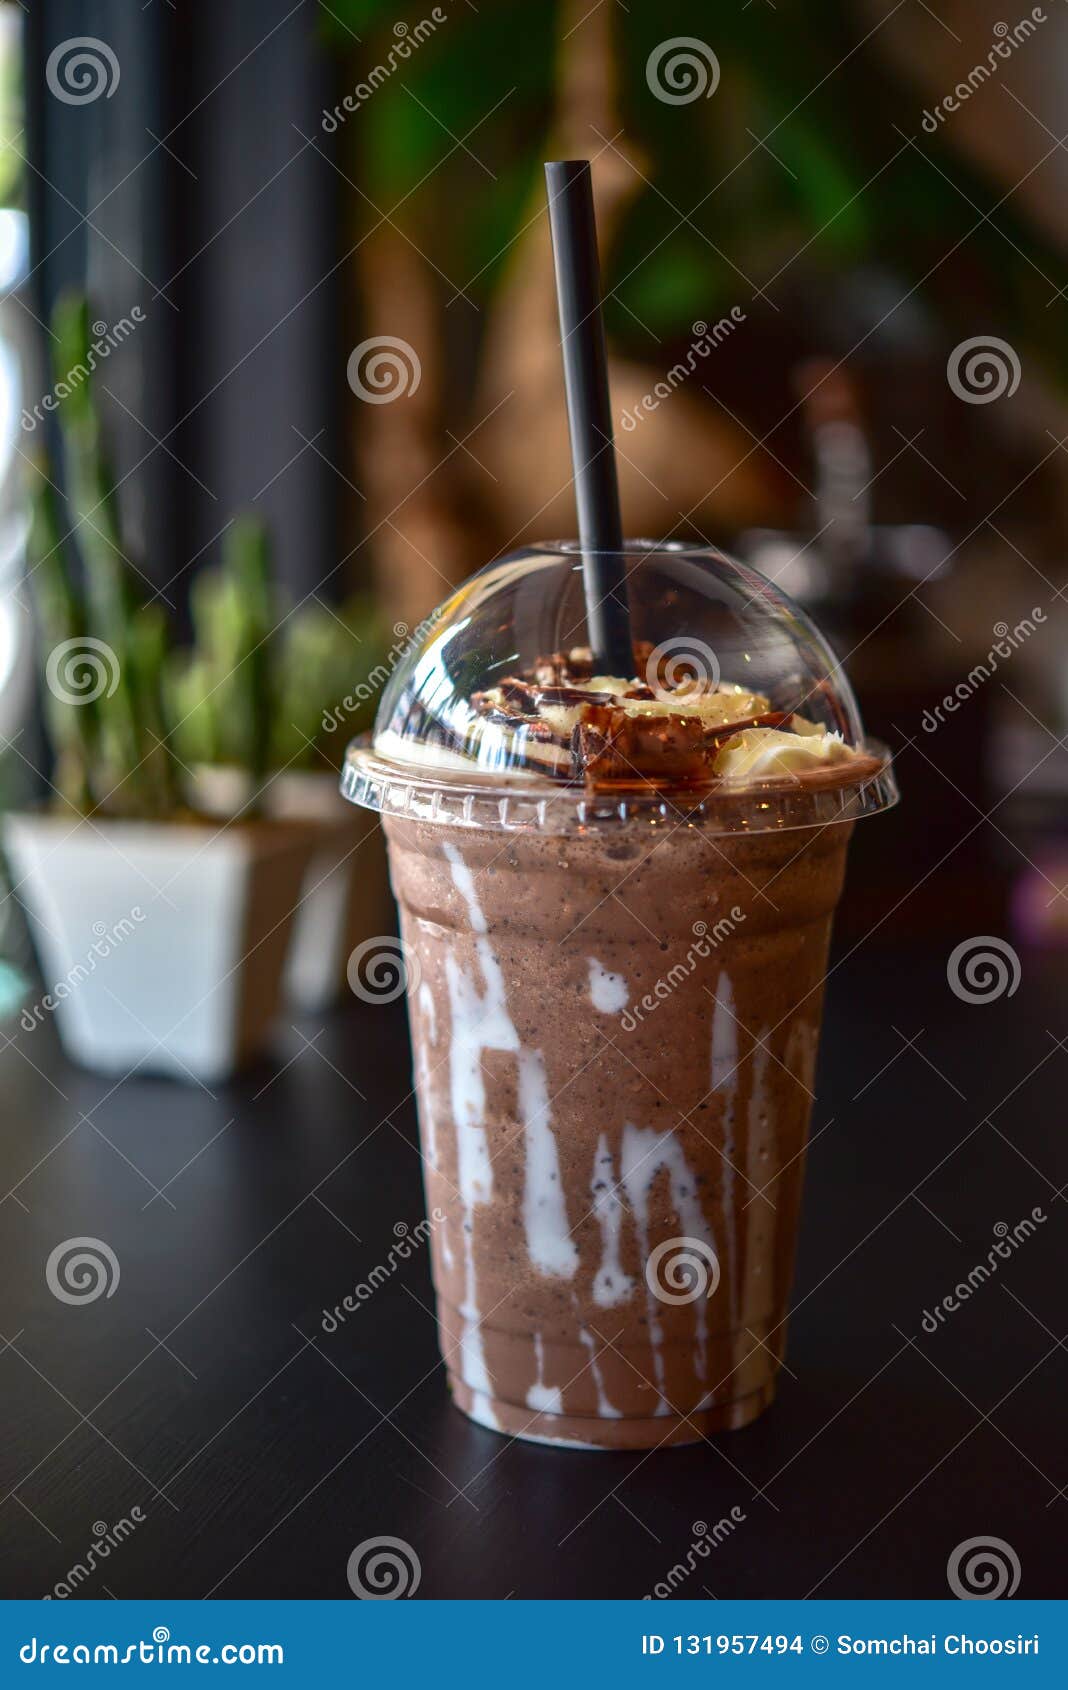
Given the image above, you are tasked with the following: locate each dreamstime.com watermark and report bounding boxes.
[921,611,1045,733]
[44,1510,147,1599]
[620,311,746,432]
[21,909,145,1033]
[920,10,1047,133]
[322,12,447,132]
[322,612,439,733]
[22,310,145,432]
[321,1212,445,1332]
[919,1211,1047,1334]
[622,913,744,1032]
[18,1631,283,1666]
[643,1510,747,1598]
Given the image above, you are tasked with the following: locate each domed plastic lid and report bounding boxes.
[341,542,896,834]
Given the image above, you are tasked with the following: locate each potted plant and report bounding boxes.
[168,576,394,1014]
[3,295,317,1082]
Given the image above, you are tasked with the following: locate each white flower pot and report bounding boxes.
[184,765,394,1014]
[266,771,392,1014]
[3,811,314,1083]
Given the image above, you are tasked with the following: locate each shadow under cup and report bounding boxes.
[382,800,863,1451]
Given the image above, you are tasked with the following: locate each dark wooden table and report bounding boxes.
[1,940,1064,1600]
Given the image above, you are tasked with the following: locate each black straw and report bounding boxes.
[544,159,633,676]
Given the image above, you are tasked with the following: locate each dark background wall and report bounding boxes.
[24,0,341,604]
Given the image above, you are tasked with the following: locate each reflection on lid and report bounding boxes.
[371,542,871,793]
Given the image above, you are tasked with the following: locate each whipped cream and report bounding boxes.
[521,678,772,738]
[712,725,855,781]
[375,644,870,791]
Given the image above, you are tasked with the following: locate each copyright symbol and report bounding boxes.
[810,1635,829,1654]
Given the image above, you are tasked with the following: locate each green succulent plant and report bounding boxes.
[26,293,177,817]
[165,562,381,776]
[26,291,386,819]
[164,518,276,782]
[270,593,383,766]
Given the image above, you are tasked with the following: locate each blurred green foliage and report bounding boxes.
[27,294,386,818]
[166,563,382,774]
[320,0,1067,373]
[0,9,23,207]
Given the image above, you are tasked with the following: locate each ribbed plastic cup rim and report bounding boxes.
[340,737,898,837]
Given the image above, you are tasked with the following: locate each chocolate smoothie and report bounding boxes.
[342,543,897,1448]
[385,804,853,1447]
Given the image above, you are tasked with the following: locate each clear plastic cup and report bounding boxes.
[342,542,896,1449]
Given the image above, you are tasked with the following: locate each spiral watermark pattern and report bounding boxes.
[346,1536,421,1599]
[45,637,120,706]
[346,937,419,1004]
[646,636,720,699]
[946,936,1021,1004]
[645,1236,721,1305]
[346,336,422,404]
[947,336,1021,404]
[46,37,120,105]
[947,1536,1021,1599]
[646,37,720,105]
[45,1238,120,1305]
